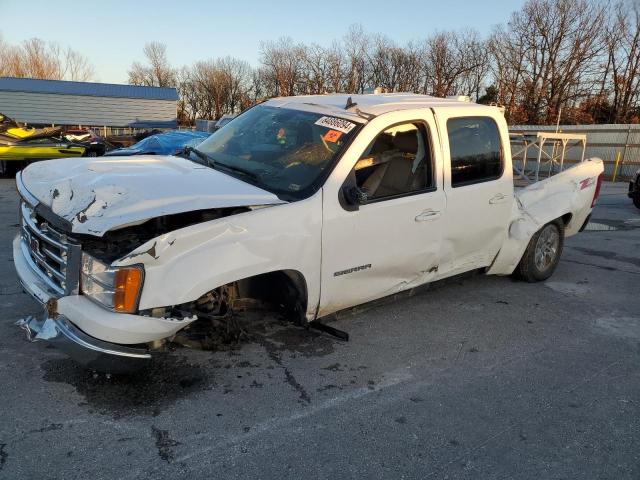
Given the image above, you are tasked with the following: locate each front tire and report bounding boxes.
[515,220,564,282]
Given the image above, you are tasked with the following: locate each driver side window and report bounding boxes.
[354,122,433,200]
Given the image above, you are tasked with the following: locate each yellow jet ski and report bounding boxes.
[0,112,85,163]
[0,112,63,141]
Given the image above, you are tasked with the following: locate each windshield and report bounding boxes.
[195,105,360,200]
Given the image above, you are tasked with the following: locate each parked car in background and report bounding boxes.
[106,129,163,149]
[103,130,210,157]
[629,168,640,209]
[214,114,236,131]
[13,93,604,372]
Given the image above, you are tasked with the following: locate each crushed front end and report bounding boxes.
[13,172,152,372]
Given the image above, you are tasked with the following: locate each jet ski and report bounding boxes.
[0,112,63,141]
[0,112,86,163]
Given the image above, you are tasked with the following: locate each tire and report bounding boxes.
[515,220,564,282]
[634,196,640,209]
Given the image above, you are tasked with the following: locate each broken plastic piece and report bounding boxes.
[309,321,349,341]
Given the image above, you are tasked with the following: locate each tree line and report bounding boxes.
[1,0,639,125]
[128,0,640,126]
[0,35,94,82]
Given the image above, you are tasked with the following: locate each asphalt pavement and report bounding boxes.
[0,179,638,480]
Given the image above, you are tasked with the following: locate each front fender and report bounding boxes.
[114,193,323,320]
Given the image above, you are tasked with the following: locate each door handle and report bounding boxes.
[415,209,441,222]
[489,193,508,204]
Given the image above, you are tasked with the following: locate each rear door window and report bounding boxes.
[447,117,503,187]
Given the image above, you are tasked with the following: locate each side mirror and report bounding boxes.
[342,185,369,207]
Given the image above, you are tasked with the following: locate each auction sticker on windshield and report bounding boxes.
[323,130,343,142]
[315,116,356,133]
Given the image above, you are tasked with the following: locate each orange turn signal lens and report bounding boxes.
[113,267,143,313]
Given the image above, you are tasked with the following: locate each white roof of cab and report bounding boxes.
[264,93,489,121]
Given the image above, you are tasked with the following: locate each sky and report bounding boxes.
[0,0,527,84]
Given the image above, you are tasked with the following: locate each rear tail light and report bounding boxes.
[591,173,604,207]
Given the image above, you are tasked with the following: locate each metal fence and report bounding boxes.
[510,124,640,180]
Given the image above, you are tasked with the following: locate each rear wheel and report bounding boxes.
[515,220,564,282]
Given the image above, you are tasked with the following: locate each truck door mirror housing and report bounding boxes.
[342,185,369,208]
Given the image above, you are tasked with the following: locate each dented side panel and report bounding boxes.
[487,158,604,276]
[114,194,323,320]
[318,108,446,317]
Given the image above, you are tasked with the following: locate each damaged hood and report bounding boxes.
[20,155,285,236]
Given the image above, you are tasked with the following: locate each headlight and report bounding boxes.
[81,253,144,313]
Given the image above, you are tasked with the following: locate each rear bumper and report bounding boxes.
[13,235,151,372]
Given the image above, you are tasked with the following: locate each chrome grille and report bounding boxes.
[20,201,81,296]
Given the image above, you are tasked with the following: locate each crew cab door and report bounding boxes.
[435,111,513,276]
[318,111,445,317]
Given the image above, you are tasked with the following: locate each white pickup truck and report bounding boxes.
[14,93,604,371]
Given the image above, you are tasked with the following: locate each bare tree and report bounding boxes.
[491,0,607,124]
[325,40,347,93]
[259,37,304,96]
[22,38,62,79]
[179,56,253,121]
[128,42,176,87]
[64,48,95,81]
[488,24,528,122]
[0,36,94,81]
[423,30,488,99]
[300,43,331,94]
[342,24,370,94]
[127,3,638,126]
[601,0,640,122]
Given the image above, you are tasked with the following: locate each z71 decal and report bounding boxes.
[334,264,372,277]
[579,177,596,190]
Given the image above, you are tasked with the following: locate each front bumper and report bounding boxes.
[17,313,151,373]
[13,235,152,372]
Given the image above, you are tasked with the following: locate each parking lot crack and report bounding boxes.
[259,337,311,404]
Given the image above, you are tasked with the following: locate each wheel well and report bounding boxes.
[236,270,308,324]
[560,213,572,226]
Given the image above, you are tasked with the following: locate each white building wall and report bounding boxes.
[0,91,177,127]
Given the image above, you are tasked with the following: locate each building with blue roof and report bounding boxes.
[0,77,178,129]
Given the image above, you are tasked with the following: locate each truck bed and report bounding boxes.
[487,158,604,276]
[514,159,604,235]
